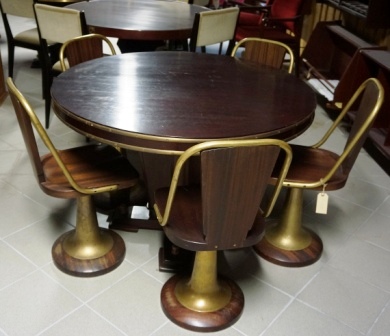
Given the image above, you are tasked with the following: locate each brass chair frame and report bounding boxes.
[255,77,385,267]
[154,139,292,331]
[59,33,117,71]
[7,77,140,277]
[231,37,294,73]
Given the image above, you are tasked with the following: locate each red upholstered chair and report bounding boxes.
[231,0,308,76]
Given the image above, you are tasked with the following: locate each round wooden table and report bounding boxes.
[67,0,210,40]
[52,52,316,153]
[51,51,316,270]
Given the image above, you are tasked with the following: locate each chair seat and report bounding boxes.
[14,28,40,45]
[41,144,139,198]
[273,144,347,190]
[155,185,266,251]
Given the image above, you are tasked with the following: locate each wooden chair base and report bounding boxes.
[254,228,323,267]
[161,274,244,332]
[52,228,126,277]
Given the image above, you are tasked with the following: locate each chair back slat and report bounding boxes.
[190,7,239,51]
[34,4,88,43]
[59,34,116,71]
[201,145,280,249]
[0,0,35,18]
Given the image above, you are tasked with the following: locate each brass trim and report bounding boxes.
[7,77,118,195]
[154,138,292,226]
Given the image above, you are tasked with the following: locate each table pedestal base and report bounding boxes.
[254,228,323,267]
[161,274,244,332]
[52,229,125,277]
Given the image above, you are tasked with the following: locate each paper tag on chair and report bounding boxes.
[316,192,328,214]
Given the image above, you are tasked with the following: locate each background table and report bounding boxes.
[68,0,209,41]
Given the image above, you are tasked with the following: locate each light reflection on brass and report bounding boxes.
[175,251,232,312]
[265,188,312,251]
[63,196,114,259]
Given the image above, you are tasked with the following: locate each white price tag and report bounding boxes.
[316,192,328,214]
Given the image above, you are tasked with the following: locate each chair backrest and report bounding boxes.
[189,7,239,52]
[310,78,384,186]
[154,139,292,249]
[0,0,35,18]
[231,37,294,73]
[34,3,88,44]
[6,77,116,196]
[59,33,117,71]
[269,0,306,32]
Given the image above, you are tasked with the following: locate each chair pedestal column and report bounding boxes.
[254,188,323,267]
[52,195,126,277]
[161,250,244,332]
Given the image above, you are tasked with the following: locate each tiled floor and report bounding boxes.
[1,16,390,336]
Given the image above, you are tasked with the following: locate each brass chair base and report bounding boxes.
[254,227,323,267]
[161,274,244,332]
[52,228,126,277]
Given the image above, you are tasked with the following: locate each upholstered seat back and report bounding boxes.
[34,4,85,44]
[270,0,305,32]
[0,0,35,18]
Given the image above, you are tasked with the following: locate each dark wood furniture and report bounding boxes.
[301,21,382,109]
[67,0,210,41]
[154,139,292,331]
[345,50,390,163]
[324,0,390,28]
[254,78,384,267]
[51,51,316,198]
[7,77,140,277]
[51,51,316,267]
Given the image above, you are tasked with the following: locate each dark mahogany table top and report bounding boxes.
[67,0,209,40]
[51,52,316,154]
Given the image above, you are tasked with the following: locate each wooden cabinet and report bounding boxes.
[301,21,383,108]
[325,0,390,28]
[347,50,390,161]
[302,21,390,169]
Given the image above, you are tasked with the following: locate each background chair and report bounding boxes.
[231,37,294,73]
[34,3,89,128]
[154,139,292,331]
[254,78,384,267]
[189,7,239,54]
[59,33,116,71]
[230,0,308,76]
[0,0,41,78]
[0,0,61,93]
[7,77,140,277]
